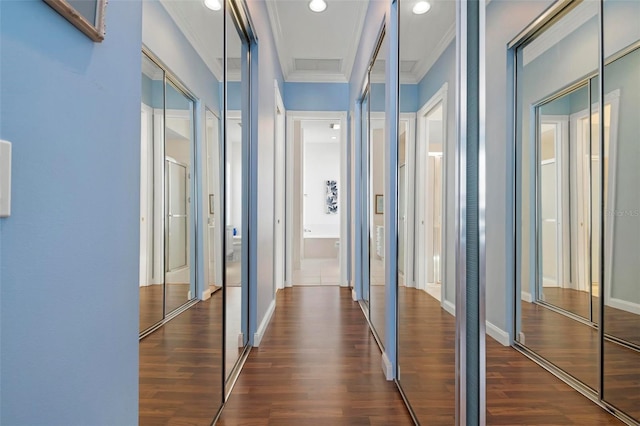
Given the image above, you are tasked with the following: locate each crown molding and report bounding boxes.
[159,0,223,81]
[411,21,455,84]
[523,0,597,66]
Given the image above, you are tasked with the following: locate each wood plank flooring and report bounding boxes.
[217,287,413,425]
[398,286,625,425]
[542,287,640,347]
[139,284,629,425]
[140,283,192,332]
[139,291,224,425]
[521,299,640,421]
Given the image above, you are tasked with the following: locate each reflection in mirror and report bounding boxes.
[224,1,249,382]
[397,0,456,422]
[139,0,225,422]
[369,36,386,346]
[516,0,600,392]
[602,14,640,417]
[206,109,223,296]
[204,106,225,415]
[361,90,370,307]
[537,85,592,320]
[140,54,165,332]
[164,80,196,315]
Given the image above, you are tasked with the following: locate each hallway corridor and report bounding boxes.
[217,287,413,425]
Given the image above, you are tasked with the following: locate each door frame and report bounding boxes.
[285,110,349,288]
[415,83,448,307]
[273,81,286,291]
[538,115,569,294]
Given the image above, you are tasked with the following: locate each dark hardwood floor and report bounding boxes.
[542,287,640,347]
[521,298,640,421]
[399,286,625,425]
[139,291,224,426]
[140,283,193,332]
[138,284,630,425]
[217,287,413,426]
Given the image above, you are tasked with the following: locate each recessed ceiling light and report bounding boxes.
[412,1,431,15]
[331,136,337,140]
[309,0,327,13]
[204,0,221,11]
[330,123,340,130]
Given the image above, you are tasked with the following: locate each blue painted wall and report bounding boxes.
[0,0,142,424]
[244,0,286,340]
[400,84,419,113]
[417,40,455,109]
[283,82,349,111]
[228,81,243,111]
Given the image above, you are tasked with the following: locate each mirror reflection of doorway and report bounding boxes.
[419,99,445,303]
[206,109,222,295]
[139,52,197,335]
[290,116,345,288]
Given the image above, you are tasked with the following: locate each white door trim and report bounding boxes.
[416,83,448,304]
[273,81,286,292]
[286,110,349,287]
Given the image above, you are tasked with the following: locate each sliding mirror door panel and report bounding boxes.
[396,0,456,422]
[140,54,166,333]
[361,91,371,307]
[369,35,387,346]
[164,80,196,315]
[515,0,600,390]
[139,0,225,421]
[224,0,251,383]
[602,1,640,420]
[515,1,640,422]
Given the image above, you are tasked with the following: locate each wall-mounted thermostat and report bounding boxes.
[0,140,12,217]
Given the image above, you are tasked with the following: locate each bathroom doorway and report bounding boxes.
[286,112,348,287]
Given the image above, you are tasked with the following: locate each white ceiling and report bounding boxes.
[398,0,455,84]
[302,119,342,144]
[158,0,238,81]
[157,0,455,85]
[266,0,369,83]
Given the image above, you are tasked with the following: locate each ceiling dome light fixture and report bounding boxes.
[204,0,221,11]
[309,0,327,13]
[412,1,431,15]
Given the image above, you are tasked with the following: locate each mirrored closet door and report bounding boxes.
[139,52,197,335]
[396,0,457,422]
[368,32,387,347]
[224,0,254,385]
[514,1,640,422]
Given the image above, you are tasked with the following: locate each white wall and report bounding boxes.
[303,142,340,238]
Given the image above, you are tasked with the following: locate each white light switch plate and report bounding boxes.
[0,140,12,217]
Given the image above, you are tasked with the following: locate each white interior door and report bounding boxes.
[166,159,188,272]
[140,105,151,287]
[398,164,406,276]
[431,155,443,284]
[206,111,220,288]
[274,85,286,290]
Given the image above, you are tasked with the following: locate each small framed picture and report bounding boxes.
[44,0,107,42]
[375,194,384,215]
[209,194,215,215]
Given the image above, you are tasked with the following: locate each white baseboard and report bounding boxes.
[486,321,510,346]
[608,297,640,315]
[351,289,357,301]
[237,333,244,348]
[521,291,533,303]
[200,288,212,301]
[443,299,456,316]
[253,299,276,347]
[381,351,393,381]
